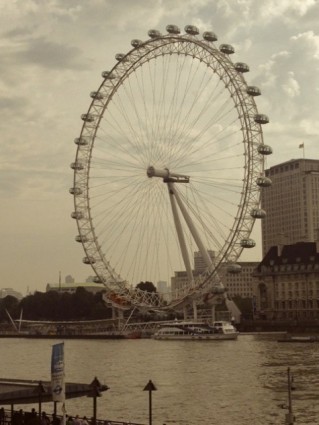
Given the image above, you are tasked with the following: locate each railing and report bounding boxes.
[0,409,144,425]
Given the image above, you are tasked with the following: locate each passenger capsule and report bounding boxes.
[75,235,88,243]
[185,25,199,35]
[227,263,242,274]
[90,91,104,100]
[148,29,161,38]
[220,44,235,54]
[69,187,83,195]
[250,208,266,219]
[254,114,269,124]
[234,62,249,73]
[211,286,226,294]
[74,137,89,146]
[257,144,273,155]
[166,24,180,34]
[70,162,84,171]
[131,39,143,48]
[71,211,83,220]
[203,31,218,42]
[256,176,272,187]
[81,113,95,123]
[240,238,256,248]
[101,71,116,79]
[247,86,261,96]
[83,256,96,265]
[115,53,127,61]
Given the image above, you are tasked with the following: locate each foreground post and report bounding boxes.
[88,377,109,425]
[37,381,46,418]
[143,380,157,425]
[286,367,295,424]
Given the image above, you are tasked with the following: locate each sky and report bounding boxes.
[1,0,319,295]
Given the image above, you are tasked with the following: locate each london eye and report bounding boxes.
[70,24,272,314]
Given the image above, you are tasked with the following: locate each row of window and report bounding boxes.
[276,281,319,288]
[274,311,319,319]
[274,300,317,309]
[266,162,300,176]
[261,264,319,272]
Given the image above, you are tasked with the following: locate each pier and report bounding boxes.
[0,379,143,425]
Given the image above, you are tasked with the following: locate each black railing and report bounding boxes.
[0,409,144,425]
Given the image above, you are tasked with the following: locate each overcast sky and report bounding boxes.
[1,0,318,295]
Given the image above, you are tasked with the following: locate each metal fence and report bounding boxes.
[0,409,144,425]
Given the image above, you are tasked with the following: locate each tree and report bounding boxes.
[232,296,254,320]
[136,281,157,293]
[16,288,112,321]
[0,295,20,321]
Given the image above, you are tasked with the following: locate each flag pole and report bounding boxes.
[299,143,305,159]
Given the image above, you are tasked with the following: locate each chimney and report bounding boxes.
[277,245,283,257]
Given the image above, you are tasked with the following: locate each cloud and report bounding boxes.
[282,71,300,97]
[20,38,86,69]
[2,30,88,70]
[291,30,319,59]
[0,96,27,112]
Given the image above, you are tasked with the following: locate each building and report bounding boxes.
[220,262,259,298]
[65,274,75,283]
[156,280,170,302]
[171,251,257,300]
[0,288,23,300]
[46,282,105,294]
[262,158,319,256]
[171,270,202,297]
[171,251,215,296]
[254,241,319,320]
[194,250,215,272]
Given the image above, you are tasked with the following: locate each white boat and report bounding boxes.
[152,320,238,340]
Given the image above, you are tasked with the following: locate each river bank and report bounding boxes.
[237,318,319,333]
[1,318,319,338]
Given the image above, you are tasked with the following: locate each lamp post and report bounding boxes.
[37,381,46,419]
[88,377,109,425]
[143,380,157,425]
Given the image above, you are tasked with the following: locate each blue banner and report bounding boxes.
[51,342,65,402]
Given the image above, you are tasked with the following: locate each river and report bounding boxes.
[1,334,319,424]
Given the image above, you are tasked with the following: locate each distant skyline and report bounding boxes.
[1,0,319,294]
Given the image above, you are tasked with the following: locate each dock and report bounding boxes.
[0,379,144,425]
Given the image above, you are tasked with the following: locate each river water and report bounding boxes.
[1,335,319,425]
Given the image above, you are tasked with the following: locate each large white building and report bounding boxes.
[262,158,319,256]
[171,251,258,299]
[46,282,105,294]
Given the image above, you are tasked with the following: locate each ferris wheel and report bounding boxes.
[70,24,272,312]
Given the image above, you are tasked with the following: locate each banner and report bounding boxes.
[51,342,65,402]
